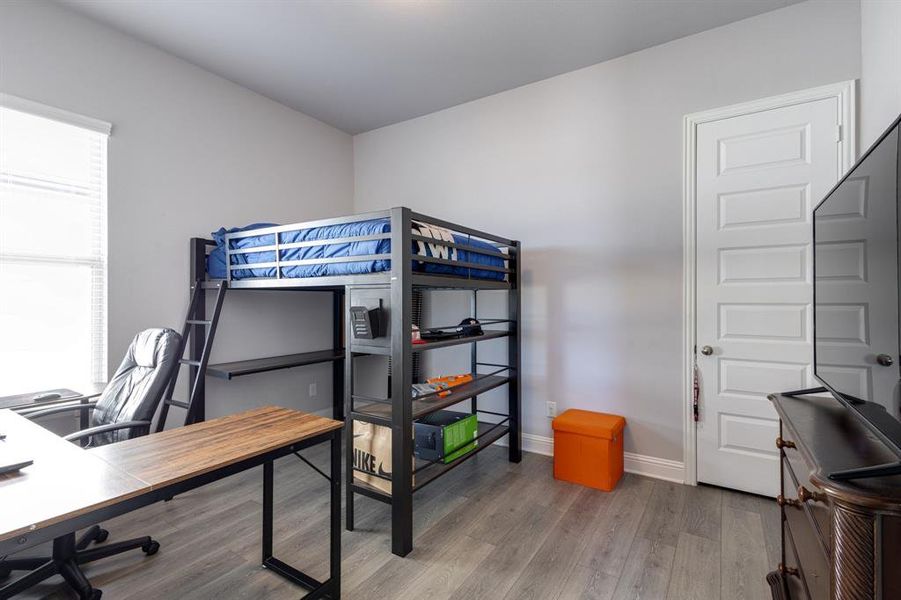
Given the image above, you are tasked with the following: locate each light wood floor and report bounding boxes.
[13,445,779,599]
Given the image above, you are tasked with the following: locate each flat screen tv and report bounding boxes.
[813,113,901,480]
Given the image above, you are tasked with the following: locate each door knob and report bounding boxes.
[877,354,894,367]
[700,345,713,356]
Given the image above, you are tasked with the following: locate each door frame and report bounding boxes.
[681,80,857,486]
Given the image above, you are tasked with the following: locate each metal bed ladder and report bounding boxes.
[155,280,227,432]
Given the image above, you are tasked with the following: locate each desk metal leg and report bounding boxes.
[260,435,341,599]
[262,460,273,563]
[330,429,341,599]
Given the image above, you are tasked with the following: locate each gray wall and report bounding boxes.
[0,1,355,423]
[353,0,862,463]
[1,0,869,463]
[860,0,901,149]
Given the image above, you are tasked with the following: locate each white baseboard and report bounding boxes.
[520,432,554,456]
[623,452,685,484]
[495,431,553,456]
[502,432,685,484]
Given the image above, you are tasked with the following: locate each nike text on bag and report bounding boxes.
[352,420,415,494]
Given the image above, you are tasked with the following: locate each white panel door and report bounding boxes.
[696,98,842,496]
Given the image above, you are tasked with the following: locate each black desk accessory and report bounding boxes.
[350,303,385,339]
[421,318,484,341]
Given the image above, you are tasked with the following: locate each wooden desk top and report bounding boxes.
[0,410,148,544]
[0,406,341,546]
[89,406,342,489]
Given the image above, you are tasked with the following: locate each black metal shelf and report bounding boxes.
[350,480,392,505]
[353,374,510,425]
[414,329,510,352]
[206,348,344,380]
[351,329,510,356]
[350,421,510,500]
[413,421,510,492]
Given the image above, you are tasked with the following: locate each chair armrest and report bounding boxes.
[63,420,152,443]
[22,401,98,420]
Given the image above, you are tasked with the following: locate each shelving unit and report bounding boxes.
[343,208,521,557]
[164,207,520,558]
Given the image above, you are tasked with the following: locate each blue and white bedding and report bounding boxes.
[206,218,507,281]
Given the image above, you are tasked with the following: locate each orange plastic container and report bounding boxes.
[552,409,625,491]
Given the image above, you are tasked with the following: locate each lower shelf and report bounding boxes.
[350,479,393,505]
[413,422,509,491]
[350,421,510,500]
[353,374,509,425]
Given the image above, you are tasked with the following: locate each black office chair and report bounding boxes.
[0,328,181,600]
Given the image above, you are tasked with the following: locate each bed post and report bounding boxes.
[343,285,355,532]
[508,240,522,463]
[471,290,478,416]
[332,289,344,421]
[390,206,414,556]
[189,237,207,423]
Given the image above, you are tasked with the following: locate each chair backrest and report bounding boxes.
[90,328,181,445]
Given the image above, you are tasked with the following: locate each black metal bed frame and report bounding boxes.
[169,206,521,557]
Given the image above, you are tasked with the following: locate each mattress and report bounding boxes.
[206,218,507,281]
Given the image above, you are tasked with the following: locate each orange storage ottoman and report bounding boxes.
[552,409,625,491]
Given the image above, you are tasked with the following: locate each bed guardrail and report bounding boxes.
[409,210,516,247]
[220,206,516,284]
[407,210,516,281]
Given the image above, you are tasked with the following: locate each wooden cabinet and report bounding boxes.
[768,393,901,600]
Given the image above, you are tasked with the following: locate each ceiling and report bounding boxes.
[59,0,803,134]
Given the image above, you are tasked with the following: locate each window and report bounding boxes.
[0,96,110,396]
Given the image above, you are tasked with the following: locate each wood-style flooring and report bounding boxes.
[12,445,779,599]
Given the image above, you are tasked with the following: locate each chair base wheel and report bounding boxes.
[142,540,160,555]
[95,528,109,544]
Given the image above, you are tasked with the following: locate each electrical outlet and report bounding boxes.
[546,401,557,418]
[309,383,317,397]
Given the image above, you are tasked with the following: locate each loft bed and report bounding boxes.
[160,207,521,558]
[206,210,509,287]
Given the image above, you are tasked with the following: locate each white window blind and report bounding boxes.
[0,98,109,396]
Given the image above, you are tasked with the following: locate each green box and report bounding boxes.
[414,410,478,464]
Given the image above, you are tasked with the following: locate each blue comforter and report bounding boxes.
[206,218,506,281]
